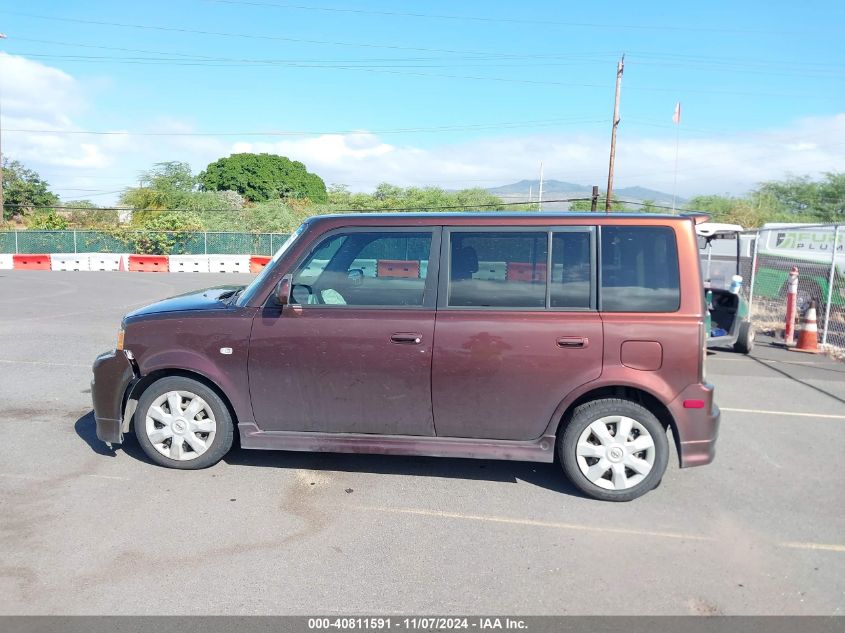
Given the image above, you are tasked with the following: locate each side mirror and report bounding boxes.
[274,276,291,306]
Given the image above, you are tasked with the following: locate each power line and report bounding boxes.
[6,37,617,63]
[7,51,624,69]
[0,116,608,137]
[0,11,558,57]
[10,37,844,73]
[203,0,810,36]
[9,50,843,81]
[6,48,830,99]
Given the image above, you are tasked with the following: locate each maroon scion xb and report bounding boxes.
[92,213,720,501]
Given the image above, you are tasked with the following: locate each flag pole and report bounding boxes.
[671,101,681,213]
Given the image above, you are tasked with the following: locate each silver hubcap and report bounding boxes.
[575,415,656,490]
[145,390,216,461]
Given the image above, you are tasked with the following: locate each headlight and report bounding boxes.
[116,328,125,351]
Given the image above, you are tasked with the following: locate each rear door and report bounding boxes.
[431,227,603,440]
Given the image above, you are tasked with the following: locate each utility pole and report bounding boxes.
[605,54,624,213]
[537,161,544,211]
[0,33,7,220]
[591,185,599,212]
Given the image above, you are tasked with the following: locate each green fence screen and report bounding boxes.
[0,231,290,255]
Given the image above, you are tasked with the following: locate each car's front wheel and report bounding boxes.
[559,398,669,501]
[135,376,234,469]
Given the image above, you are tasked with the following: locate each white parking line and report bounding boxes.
[351,505,845,554]
[0,472,129,482]
[721,407,845,420]
[0,359,90,368]
[709,357,824,365]
[352,504,715,541]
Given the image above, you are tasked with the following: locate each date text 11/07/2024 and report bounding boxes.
[307,617,528,630]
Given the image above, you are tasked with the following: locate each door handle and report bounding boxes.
[557,337,588,349]
[391,333,423,345]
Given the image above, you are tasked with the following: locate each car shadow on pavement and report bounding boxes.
[74,410,155,464]
[75,411,116,457]
[74,409,586,497]
[224,445,588,498]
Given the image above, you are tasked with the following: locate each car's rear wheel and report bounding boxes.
[734,320,755,354]
[135,376,233,469]
[559,398,669,502]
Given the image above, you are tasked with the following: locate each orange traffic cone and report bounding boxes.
[791,301,820,354]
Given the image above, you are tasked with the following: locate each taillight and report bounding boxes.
[699,319,707,382]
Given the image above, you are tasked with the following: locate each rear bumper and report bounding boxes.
[91,350,135,445]
[668,382,721,468]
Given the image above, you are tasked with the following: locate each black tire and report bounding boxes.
[733,320,755,354]
[559,398,669,502]
[134,376,234,469]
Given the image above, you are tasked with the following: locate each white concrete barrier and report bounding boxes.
[169,254,210,273]
[50,253,91,271]
[208,254,250,273]
[88,253,127,271]
[0,254,13,270]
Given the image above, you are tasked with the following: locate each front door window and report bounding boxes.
[292,231,433,307]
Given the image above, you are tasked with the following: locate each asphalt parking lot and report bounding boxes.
[1,270,844,615]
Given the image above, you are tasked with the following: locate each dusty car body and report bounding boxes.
[92,213,720,501]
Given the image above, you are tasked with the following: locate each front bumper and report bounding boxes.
[668,382,721,468]
[91,350,135,444]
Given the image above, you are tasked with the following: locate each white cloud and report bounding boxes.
[223,119,845,198]
[1,52,843,204]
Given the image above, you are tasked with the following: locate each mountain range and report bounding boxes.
[486,179,684,211]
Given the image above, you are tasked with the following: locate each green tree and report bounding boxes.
[756,172,845,222]
[27,210,69,230]
[128,210,203,255]
[568,194,629,211]
[120,161,196,212]
[325,182,502,211]
[685,192,792,228]
[199,153,328,203]
[1,158,60,220]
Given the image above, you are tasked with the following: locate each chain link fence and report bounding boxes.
[0,230,290,256]
[5,225,844,351]
[721,223,845,352]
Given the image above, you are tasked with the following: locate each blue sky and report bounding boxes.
[0,0,843,203]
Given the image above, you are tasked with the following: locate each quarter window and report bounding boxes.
[550,232,592,308]
[600,226,680,312]
[292,231,432,307]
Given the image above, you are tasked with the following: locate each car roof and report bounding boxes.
[307,211,701,225]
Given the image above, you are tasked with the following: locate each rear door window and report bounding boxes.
[448,232,548,308]
[600,226,680,312]
[445,229,595,309]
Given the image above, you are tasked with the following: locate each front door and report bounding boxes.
[248,227,439,435]
[432,228,603,440]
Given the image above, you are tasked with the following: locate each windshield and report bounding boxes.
[236,223,307,306]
